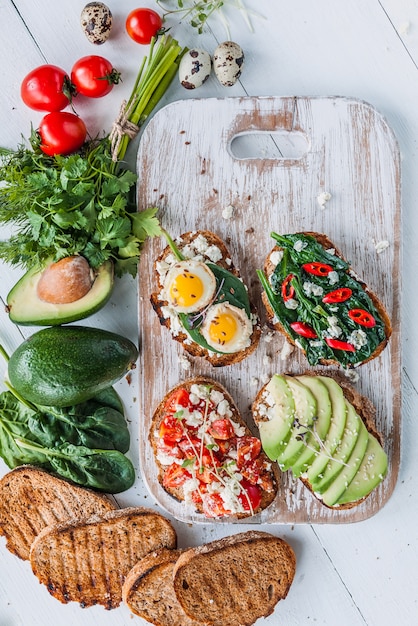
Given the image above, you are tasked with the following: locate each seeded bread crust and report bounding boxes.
[150,376,279,519]
[252,371,384,511]
[261,231,392,367]
[29,507,177,610]
[150,230,261,366]
[0,465,116,561]
[172,531,296,626]
[122,548,207,626]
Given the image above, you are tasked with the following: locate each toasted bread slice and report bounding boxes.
[252,372,388,510]
[172,531,296,626]
[260,232,392,368]
[123,548,205,626]
[150,230,261,366]
[0,466,116,560]
[150,377,278,519]
[30,507,177,609]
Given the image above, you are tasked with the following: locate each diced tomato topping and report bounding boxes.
[162,463,192,489]
[208,418,235,440]
[159,414,184,445]
[216,438,233,456]
[241,458,275,491]
[195,449,221,483]
[156,439,183,459]
[236,436,262,469]
[164,388,191,413]
[238,479,262,511]
[178,436,200,459]
[201,493,229,518]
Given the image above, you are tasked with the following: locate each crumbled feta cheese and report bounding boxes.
[326,247,336,256]
[217,399,232,418]
[317,191,332,208]
[294,239,308,252]
[222,204,235,219]
[269,250,284,266]
[210,389,225,405]
[285,298,299,310]
[326,315,342,338]
[347,329,368,349]
[205,245,223,262]
[193,234,210,254]
[178,355,191,371]
[328,271,339,285]
[374,240,390,254]
[303,281,324,297]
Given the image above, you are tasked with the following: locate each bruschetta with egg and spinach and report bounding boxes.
[150,230,261,366]
[257,232,392,368]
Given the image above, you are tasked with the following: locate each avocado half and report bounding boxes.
[7,260,114,326]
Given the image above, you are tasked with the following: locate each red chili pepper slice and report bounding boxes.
[290,321,318,339]
[348,308,376,328]
[302,262,334,276]
[281,274,295,301]
[325,337,356,352]
[322,287,352,303]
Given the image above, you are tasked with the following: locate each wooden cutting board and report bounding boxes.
[136,96,401,524]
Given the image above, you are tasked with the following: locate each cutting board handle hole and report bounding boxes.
[229,130,309,160]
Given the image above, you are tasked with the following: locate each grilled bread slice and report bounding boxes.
[259,232,392,368]
[150,230,261,366]
[30,507,177,610]
[0,466,116,560]
[122,548,205,626]
[172,531,296,626]
[252,372,388,510]
[150,377,278,519]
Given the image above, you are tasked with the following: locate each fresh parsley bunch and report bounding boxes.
[0,35,184,278]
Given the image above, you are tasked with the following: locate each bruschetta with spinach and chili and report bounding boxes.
[257,232,392,368]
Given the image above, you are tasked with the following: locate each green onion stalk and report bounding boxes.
[0,35,185,278]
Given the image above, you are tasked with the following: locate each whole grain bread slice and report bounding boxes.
[261,232,392,367]
[172,531,296,626]
[123,548,207,626]
[150,230,261,366]
[0,465,116,560]
[150,376,278,519]
[30,507,177,610]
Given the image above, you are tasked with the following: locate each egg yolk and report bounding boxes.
[208,311,238,346]
[169,270,205,309]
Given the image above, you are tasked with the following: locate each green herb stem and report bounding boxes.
[0,344,10,363]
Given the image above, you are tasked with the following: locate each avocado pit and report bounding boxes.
[37,256,94,304]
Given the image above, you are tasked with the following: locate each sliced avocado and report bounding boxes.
[311,399,360,493]
[256,375,295,461]
[291,375,332,478]
[320,420,369,507]
[336,434,388,505]
[7,260,114,326]
[306,376,348,484]
[276,376,317,471]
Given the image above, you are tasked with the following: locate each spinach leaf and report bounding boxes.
[206,263,251,316]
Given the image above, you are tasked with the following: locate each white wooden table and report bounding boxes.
[0,1,416,624]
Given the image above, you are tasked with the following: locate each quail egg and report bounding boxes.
[80,2,113,45]
[162,260,217,313]
[213,41,245,87]
[200,302,253,353]
[179,49,212,90]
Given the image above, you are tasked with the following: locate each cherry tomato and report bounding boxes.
[302,262,334,276]
[239,480,262,511]
[325,337,356,352]
[348,308,376,328]
[159,414,184,444]
[201,492,229,517]
[290,321,318,339]
[164,388,190,413]
[281,274,295,301]
[162,463,192,489]
[208,418,235,440]
[21,64,74,112]
[126,8,163,44]
[38,112,87,156]
[322,287,352,303]
[71,56,121,98]
[236,436,262,469]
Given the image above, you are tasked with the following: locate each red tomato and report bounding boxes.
[236,436,262,469]
[207,418,235,440]
[21,64,73,112]
[238,480,262,511]
[71,56,121,98]
[39,112,87,156]
[201,493,229,518]
[159,414,184,444]
[162,463,192,489]
[164,388,190,413]
[126,8,163,44]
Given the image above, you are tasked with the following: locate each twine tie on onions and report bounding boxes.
[109,98,140,161]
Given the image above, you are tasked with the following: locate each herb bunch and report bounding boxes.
[0,35,184,278]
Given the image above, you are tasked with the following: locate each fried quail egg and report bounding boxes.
[200,302,253,353]
[162,260,217,313]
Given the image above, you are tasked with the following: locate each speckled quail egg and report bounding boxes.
[179,49,212,90]
[162,260,217,313]
[200,302,253,353]
[213,41,245,87]
[81,2,113,45]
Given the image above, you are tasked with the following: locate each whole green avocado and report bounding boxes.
[8,326,138,407]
